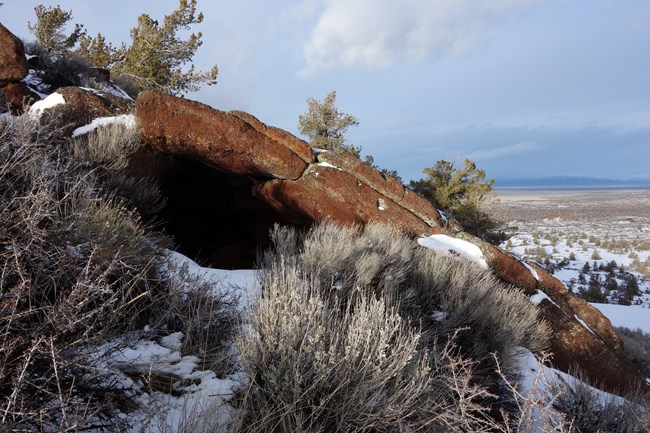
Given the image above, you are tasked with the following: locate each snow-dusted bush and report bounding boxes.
[71,118,166,216]
[552,373,650,433]
[238,222,551,432]
[615,326,650,379]
[236,257,498,433]
[0,114,237,431]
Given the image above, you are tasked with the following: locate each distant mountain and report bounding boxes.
[495,176,650,188]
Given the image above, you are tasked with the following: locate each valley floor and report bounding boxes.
[495,188,650,309]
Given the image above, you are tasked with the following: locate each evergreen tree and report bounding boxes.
[111,0,217,96]
[29,1,217,96]
[298,91,360,156]
[409,159,506,244]
[75,33,117,68]
[28,4,85,53]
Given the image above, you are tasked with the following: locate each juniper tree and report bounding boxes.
[409,159,507,244]
[110,0,217,96]
[30,1,217,96]
[28,4,85,54]
[75,33,117,69]
[298,91,360,157]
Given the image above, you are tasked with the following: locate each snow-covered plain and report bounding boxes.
[498,189,650,312]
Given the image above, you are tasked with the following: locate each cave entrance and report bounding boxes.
[152,155,304,269]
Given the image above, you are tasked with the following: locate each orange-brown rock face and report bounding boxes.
[136,91,311,180]
[0,23,28,83]
[1,82,37,115]
[131,90,649,398]
[253,164,441,235]
[0,23,32,114]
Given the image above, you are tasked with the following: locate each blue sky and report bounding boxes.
[2,0,649,183]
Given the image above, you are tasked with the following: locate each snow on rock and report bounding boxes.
[316,161,341,170]
[28,92,65,116]
[71,114,136,138]
[521,260,540,280]
[418,234,488,269]
[530,288,566,316]
[574,314,595,335]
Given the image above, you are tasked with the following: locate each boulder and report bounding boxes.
[136,91,309,180]
[37,87,133,135]
[0,23,29,83]
[317,152,444,228]
[0,82,37,115]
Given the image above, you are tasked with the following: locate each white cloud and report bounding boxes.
[302,0,545,73]
[467,141,544,160]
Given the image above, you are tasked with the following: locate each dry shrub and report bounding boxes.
[0,113,237,431]
[615,326,650,379]
[0,115,165,430]
[551,370,650,433]
[72,120,139,171]
[72,119,166,216]
[237,222,551,432]
[261,222,549,374]
[235,259,497,433]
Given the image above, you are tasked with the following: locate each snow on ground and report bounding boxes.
[82,250,260,432]
[515,348,627,432]
[163,250,259,308]
[590,303,650,333]
[91,332,246,433]
[418,234,488,269]
[71,114,137,138]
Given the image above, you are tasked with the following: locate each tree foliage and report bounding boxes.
[410,159,507,244]
[75,32,117,69]
[29,1,217,96]
[110,0,218,96]
[298,91,360,157]
[28,4,85,53]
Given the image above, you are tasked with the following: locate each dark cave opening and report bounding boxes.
[151,156,302,269]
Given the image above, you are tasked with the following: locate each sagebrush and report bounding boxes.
[236,222,551,432]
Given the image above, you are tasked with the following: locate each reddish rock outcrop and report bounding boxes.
[253,164,441,234]
[131,90,648,398]
[1,82,37,115]
[36,87,133,135]
[0,24,33,114]
[0,23,28,83]
[136,91,309,180]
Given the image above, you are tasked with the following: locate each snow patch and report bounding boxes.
[418,234,488,269]
[521,260,540,280]
[28,92,65,116]
[93,333,246,432]
[71,114,136,138]
[163,250,260,309]
[316,161,341,170]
